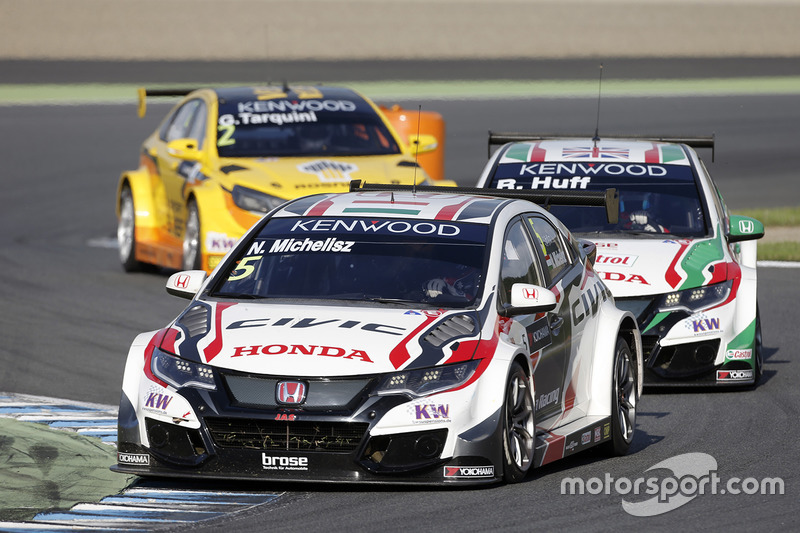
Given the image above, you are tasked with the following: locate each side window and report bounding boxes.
[161,99,203,143]
[526,216,572,282]
[499,219,542,307]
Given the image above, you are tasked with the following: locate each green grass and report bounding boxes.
[757,241,800,262]
[733,206,800,227]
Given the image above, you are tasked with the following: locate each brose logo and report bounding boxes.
[443,465,495,478]
[262,454,309,471]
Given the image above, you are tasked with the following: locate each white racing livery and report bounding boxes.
[477,133,764,388]
[114,183,642,485]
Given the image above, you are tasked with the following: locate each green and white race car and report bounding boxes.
[477,133,764,387]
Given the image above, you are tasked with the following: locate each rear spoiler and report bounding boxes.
[488,131,716,161]
[349,180,619,224]
[137,87,197,118]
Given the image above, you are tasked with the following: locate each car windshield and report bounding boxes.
[489,160,708,237]
[216,98,402,158]
[209,217,489,307]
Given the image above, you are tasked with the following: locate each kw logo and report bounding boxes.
[144,392,173,411]
[692,317,720,333]
[415,404,450,421]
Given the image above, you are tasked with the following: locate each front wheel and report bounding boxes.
[605,337,637,456]
[502,361,535,483]
[182,199,202,271]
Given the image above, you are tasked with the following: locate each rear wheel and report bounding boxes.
[605,337,637,456]
[502,361,535,483]
[182,199,202,271]
[117,186,145,272]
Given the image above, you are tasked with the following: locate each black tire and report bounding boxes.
[117,186,146,272]
[182,199,202,271]
[605,337,637,456]
[752,306,763,387]
[502,361,535,483]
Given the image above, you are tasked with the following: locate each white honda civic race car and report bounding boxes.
[113,182,642,485]
[477,133,764,388]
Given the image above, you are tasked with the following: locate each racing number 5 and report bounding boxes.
[228,256,261,281]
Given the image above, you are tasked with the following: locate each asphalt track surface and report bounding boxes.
[0,59,798,531]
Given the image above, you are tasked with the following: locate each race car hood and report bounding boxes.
[162,302,481,377]
[589,234,727,297]
[218,155,424,195]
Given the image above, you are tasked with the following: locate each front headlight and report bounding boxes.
[151,348,216,390]
[374,360,480,398]
[656,280,732,313]
[231,185,286,214]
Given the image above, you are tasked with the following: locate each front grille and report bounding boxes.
[223,374,372,410]
[205,418,369,452]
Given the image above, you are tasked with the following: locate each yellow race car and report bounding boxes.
[116,84,448,273]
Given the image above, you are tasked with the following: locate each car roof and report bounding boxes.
[212,85,372,108]
[495,138,695,166]
[272,191,520,225]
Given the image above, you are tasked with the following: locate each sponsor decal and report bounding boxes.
[298,160,358,183]
[527,317,553,353]
[603,423,611,439]
[262,237,354,253]
[596,242,619,249]
[599,271,650,284]
[717,369,754,381]
[409,403,451,423]
[143,391,172,413]
[276,381,307,405]
[206,231,237,254]
[595,253,638,267]
[565,440,579,452]
[686,315,721,335]
[173,274,191,290]
[536,388,560,410]
[237,99,357,114]
[581,431,592,445]
[289,219,461,237]
[444,465,495,478]
[261,454,309,471]
[231,344,373,363]
[227,317,405,336]
[594,427,602,443]
[118,452,150,465]
[275,413,297,421]
[726,349,752,361]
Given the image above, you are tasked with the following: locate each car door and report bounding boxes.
[525,215,592,418]
[154,98,208,239]
[498,218,565,421]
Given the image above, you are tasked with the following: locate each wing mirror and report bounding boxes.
[503,284,557,316]
[728,215,764,243]
[166,138,203,161]
[166,270,207,299]
[408,133,438,155]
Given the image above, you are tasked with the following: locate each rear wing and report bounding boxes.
[137,87,197,118]
[488,131,716,161]
[349,180,619,224]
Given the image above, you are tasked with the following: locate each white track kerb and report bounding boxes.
[560,452,785,516]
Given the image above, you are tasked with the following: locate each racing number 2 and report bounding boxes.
[218,124,236,147]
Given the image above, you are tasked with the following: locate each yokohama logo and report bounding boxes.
[717,369,754,381]
[118,453,150,465]
[443,465,495,478]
